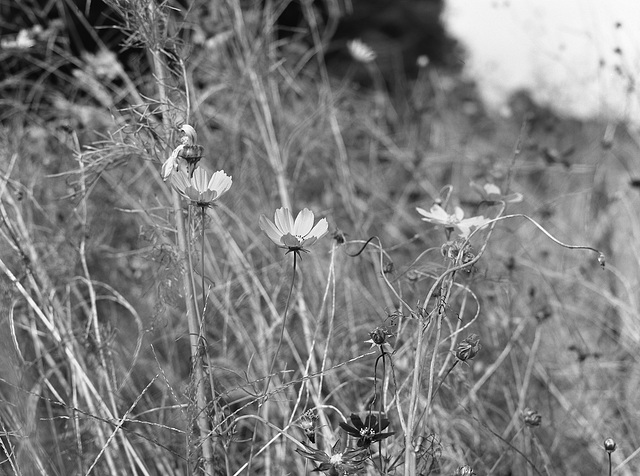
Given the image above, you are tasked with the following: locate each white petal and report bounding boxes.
[170,169,191,194]
[208,170,232,197]
[161,157,176,180]
[259,215,284,246]
[191,167,210,192]
[293,208,314,237]
[430,204,450,221]
[180,124,197,145]
[308,218,328,240]
[484,183,501,196]
[453,207,465,221]
[274,207,293,234]
[416,207,433,219]
[162,146,182,180]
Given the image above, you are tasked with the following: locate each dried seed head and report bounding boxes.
[369,327,389,346]
[523,408,542,427]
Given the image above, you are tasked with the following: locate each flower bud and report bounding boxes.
[456,334,481,362]
[604,438,617,453]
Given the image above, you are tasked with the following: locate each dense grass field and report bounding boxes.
[1,1,639,475]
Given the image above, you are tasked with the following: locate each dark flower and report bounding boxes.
[339,413,395,448]
[296,439,365,475]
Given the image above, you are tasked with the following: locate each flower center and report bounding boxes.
[329,452,343,464]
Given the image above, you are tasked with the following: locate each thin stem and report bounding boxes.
[201,206,206,310]
[265,252,298,394]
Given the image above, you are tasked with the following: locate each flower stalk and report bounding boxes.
[151,35,215,472]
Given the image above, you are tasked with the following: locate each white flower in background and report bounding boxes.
[470,182,523,204]
[416,204,488,238]
[347,39,377,64]
[1,28,36,50]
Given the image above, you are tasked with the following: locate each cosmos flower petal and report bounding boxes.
[483,183,501,196]
[208,170,232,198]
[192,167,209,193]
[308,218,328,239]
[455,216,488,238]
[162,145,183,180]
[281,233,302,248]
[350,413,365,429]
[417,204,450,224]
[259,215,285,246]
[300,236,318,249]
[453,206,465,221]
[170,169,191,194]
[293,208,314,236]
[504,192,523,203]
[180,124,197,146]
[274,207,294,234]
[199,190,217,203]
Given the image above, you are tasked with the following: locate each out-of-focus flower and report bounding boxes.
[259,207,328,255]
[416,204,488,238]
[416,55,430,68]
[296,439,365,476]
[339,413,395,448]
[455,334,481,362]
[470,181,523,204]
[347,38,377,63]
[162,124,203,179]
[1,28,37,49]
[171,167,232,207]
[604,438,617,453]
[523,408,542,427]
[83,49,121,81]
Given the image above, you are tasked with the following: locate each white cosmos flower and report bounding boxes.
[171,167,232,207]
[416,204,488,238]
[259,207,328,254]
